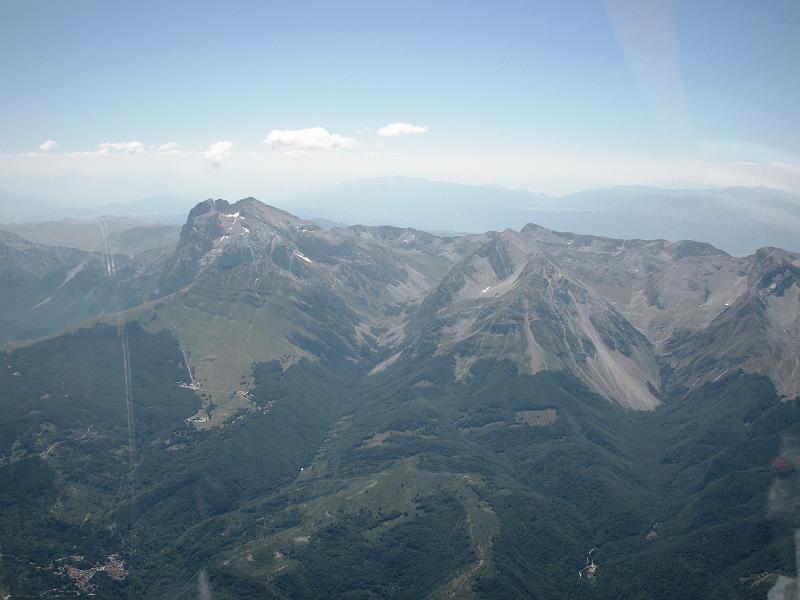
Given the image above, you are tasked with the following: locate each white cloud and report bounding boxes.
[204,140,234,164]
[153,142,178,153]
[38,140,58,152]
[377,122,429,137]
[265,127,356,150]
[99,141,146,155]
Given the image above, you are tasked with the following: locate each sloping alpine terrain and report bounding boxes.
[1,198,798,599]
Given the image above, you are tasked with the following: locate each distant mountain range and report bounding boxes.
[0,190,193,223]
[0,217,179,254]
[285,178,800,256]
[4,179,799,256]
[1,197,798,598]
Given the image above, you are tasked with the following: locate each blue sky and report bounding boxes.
[1,0,798,200]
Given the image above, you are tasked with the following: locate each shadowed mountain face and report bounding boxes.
[1,197,799,598]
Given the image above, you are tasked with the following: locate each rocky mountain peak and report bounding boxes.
[749,247,800,298]
[160,198,319,294]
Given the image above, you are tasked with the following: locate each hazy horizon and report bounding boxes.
[2,1,798,202]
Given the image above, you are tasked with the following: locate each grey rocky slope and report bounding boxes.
[665,247,800,398]
[394,223,800,408]
[3,197,798,420]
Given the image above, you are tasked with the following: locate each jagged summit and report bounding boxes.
[179,197,311,242]
[160,198,320,296]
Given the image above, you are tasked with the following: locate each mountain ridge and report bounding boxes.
[4,196,797,416]
[8,180,799,255]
